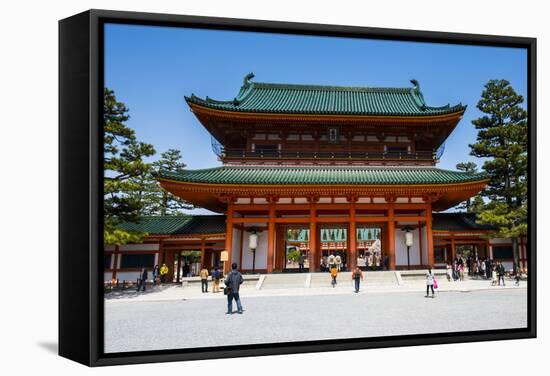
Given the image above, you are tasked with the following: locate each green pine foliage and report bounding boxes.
[151,149,193,215]
[104,88,155,245]
[455,162,479,212]
[469,79,528,270]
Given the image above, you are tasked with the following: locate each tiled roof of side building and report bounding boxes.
[117,215,226,235]
[185,73,466,117]
[432,212,496,231]
[157,166,490,185]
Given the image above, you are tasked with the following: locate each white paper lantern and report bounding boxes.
[249,232,258,250]
[405,231,414,247]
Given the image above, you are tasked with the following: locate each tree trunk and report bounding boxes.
[512,236,520,273]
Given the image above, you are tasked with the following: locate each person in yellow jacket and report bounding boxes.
[159,263,169,284]
[199,266,209,293]
[330,263,338,288]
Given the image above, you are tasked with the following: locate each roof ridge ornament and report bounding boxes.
[243,72,255,86]
[410,79,427,110]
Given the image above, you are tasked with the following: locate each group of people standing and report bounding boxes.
[136,263,169,292]
[445,256,510,286]
[199,265,222,293]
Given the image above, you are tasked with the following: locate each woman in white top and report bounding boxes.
[426,268,435,298]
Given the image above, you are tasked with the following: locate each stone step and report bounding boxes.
[260,273,308,289]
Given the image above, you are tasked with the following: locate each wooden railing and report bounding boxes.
[220,148,437,161]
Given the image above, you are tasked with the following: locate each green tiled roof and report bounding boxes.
[157,166,489,185]
[185,73,466,117]
[432,213,496,231]
[118,215,226,235]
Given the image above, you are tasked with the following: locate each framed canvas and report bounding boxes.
[59,9,536,366]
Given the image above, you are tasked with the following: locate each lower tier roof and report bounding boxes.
[157,166,489,185]
[117,215,226,236]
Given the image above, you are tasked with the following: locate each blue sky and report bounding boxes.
[104,23,527,212]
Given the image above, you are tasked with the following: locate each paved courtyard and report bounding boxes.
[104,288,527,353]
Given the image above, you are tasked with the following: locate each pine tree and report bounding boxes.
[455,162,478,212]
[469,79,528,271]
[104,88,155,245]
[151,149,193,215]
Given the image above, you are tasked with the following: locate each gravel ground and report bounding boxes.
[104,289,527,353]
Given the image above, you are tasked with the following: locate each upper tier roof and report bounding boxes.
[185,73,466,117]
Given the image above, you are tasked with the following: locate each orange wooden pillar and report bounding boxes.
[388,205,396,270]
[224,205,234,274]
[165,251,175,282]
[309,202,317,272]
[450,235,456,263]
[349,202,357,270]
[200,238,206,268]
[426,203,435,267]
[417,223,423,266]
[267,205,276,273]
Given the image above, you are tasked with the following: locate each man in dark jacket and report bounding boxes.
[224,262,244,314]
[497,262,506,286]
[485,259,492,280]
[136,268,147,292]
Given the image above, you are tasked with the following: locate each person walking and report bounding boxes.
[459,262,465,281]
[212,266,221,293]
[329,263,338,288]
[425,268,435,298]
[136,268,147,292]
[159,263,169,284]
[152,264,160,286]
[199,265,209,293]
[352,266,364,293]
[485,259,492,280]
[480,259,486,279]
[182,263,190,278]
[224,263,244,314]
[298,253,305,272]
[490,267,497,286]
[446,262,452,282]
[497,262,506,286]
[383,254,389,270]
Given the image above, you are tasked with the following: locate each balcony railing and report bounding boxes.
[219,148,437,161]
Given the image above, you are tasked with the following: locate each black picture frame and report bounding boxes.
[59,9,537,367]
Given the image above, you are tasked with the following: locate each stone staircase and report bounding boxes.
[259,273,308,289]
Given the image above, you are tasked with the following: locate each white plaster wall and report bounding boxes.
[105,245,116,251]
[114,271,143,282]
[395,229,421,265]
[232,227,241,265]
[118,243,159,251]
[241,230,268,270]
[104,272,112,282]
